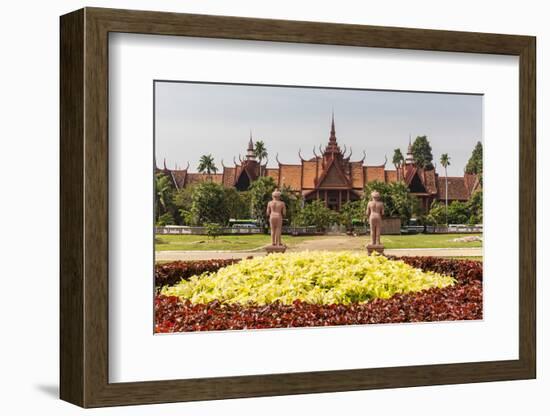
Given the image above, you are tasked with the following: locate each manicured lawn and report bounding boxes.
[155,233,482,251]
[383,234,481,249]
[155,234,314,251]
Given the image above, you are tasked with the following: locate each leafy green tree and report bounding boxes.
[467,189,483,224]
[465,141,483,175]
[224,188,250,220]
[248,176,277,229]
[425,201,447,225]
[190,182,229,225]
[295,199,337,231]
[173,186,195,225]
[427,190,482,226]
[411,135,434,169]
[392,148,404,170]
[254,140,268,176]
[447,201,470,224]
[279,185,300,226]
[364,181,416,224]
[155,173,175,223]
[440,153,451,224]
[197,154,218,180]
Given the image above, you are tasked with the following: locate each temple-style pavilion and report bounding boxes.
[157,115,480,212]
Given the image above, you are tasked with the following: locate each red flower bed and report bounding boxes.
[155,257,483,333]
[155,258,243,287]
[155,281,482,332]
[392,256,483,284]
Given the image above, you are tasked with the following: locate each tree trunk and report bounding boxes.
[445,167,448,225]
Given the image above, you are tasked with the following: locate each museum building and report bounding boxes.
[157,116,480,212]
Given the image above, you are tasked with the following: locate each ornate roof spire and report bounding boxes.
[329,110,337,143]
[246,131,256,160]
[405,134,415,165]
[324,111,342,157]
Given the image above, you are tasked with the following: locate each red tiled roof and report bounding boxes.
[301,160,318,189]
[279,165,302,191]
[403,165,417,184]
[437,176,470,201]
[350,162,364,189]
[422,169,438,194]
[265,168,280,185]
[385,170,397,183]
[185,173,223,185]
[222,167,236,187]
[365,166,386,183]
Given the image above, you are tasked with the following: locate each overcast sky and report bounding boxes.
[155,81,482,177]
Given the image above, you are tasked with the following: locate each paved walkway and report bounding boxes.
[155,247,482,262]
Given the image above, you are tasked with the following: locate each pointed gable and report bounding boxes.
[170,170,188,190]
[317,159,350,188]
[464,173,480,195]
[422,169,438,194]
[409,172,427,193]
[234,161,260,191]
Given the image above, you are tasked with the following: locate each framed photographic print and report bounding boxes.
[60,7,536,408]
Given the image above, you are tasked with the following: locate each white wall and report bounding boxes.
[0,0,545,414]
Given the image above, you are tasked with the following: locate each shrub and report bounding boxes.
[205,223,222,239]
[295,200,337,231]
[160,251,455,306]
[157,212,175,226]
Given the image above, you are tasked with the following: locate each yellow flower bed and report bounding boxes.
[161,251,455,305]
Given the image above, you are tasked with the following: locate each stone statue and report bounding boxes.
[366,190,385,254]
[265,189,287,253]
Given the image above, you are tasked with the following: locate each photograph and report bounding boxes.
[153,81,484,333]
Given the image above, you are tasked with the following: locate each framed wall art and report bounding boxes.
[60,7,536,408]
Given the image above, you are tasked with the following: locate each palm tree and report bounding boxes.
[254,140,268,176]
[197,154,218,181]
[440,153,451,224]
[392,148,404,180]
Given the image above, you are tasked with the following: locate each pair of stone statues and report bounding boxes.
[265,189,384,254]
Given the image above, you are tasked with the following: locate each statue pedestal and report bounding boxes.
[265,245,287,254]
[366,244,385,255]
